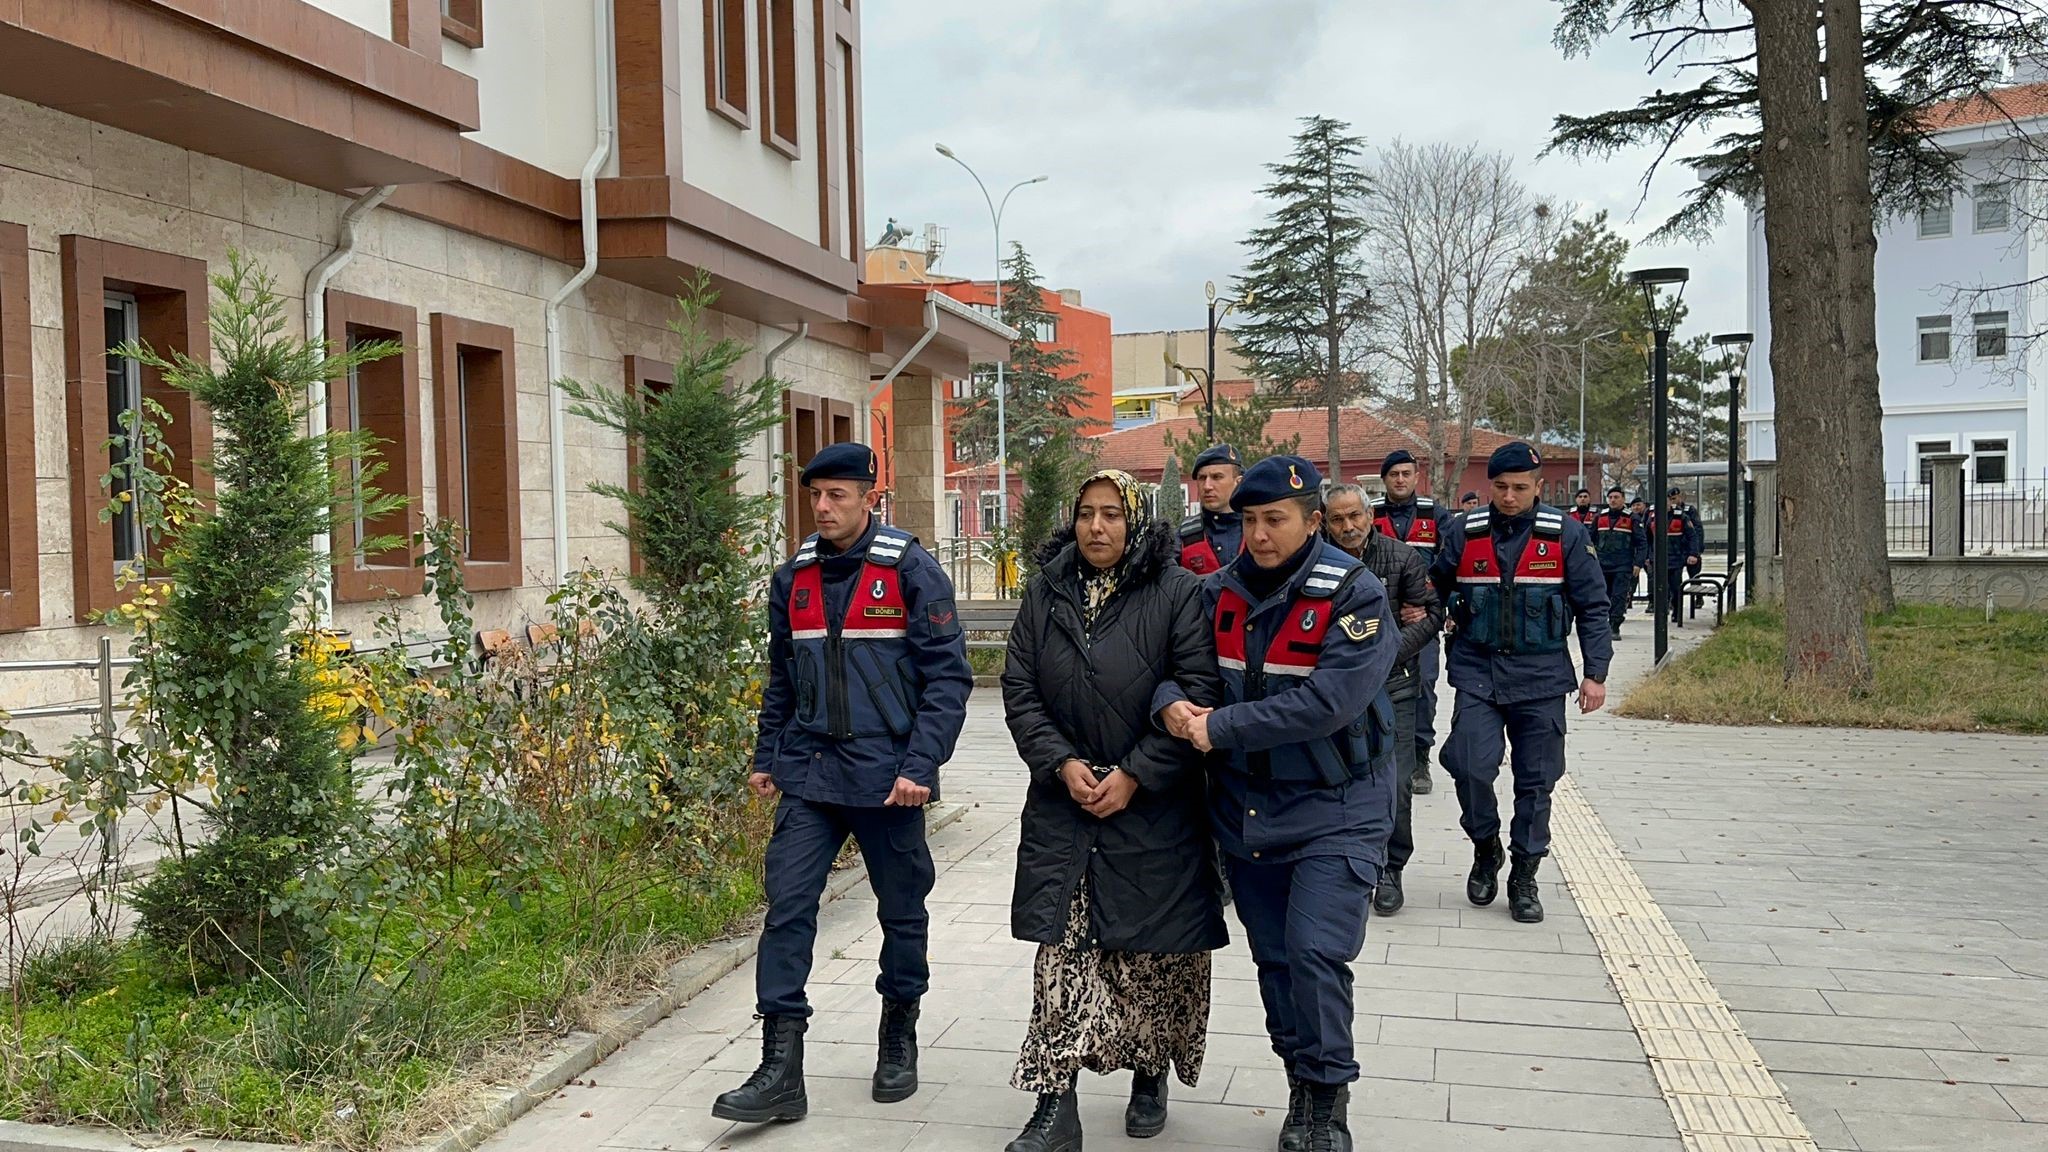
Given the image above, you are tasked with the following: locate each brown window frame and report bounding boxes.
[621,355,674,578]
[759,0,800,158]
[441,0,483,48]
[431,313,521,592]
[782,390,854,555]
[705,0,752,128]
[327,290,425,602]
[0,223,36,632]
[60,236,213,622]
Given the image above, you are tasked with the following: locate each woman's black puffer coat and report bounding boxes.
[1003,519,1228,954]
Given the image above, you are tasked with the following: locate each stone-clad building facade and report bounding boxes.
[0,0,1007,713]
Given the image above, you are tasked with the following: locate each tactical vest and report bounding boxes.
[1665,510,1690,560]
[1370,496,1440,558]
[1213,550,1392,787]
[1569,506,1599,526]
[1179,514,1224,575]
[1449,508,1570,656]
[787,527,920,740]
[1592,510,1636,567]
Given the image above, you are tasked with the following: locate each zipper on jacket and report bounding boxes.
[826,632,850,738]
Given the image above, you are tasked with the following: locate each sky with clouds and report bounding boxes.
[860,0,1747,338]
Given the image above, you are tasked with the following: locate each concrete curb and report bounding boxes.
[0,802,971,1152]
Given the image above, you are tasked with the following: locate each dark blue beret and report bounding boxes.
[800,441,878,486]
[1486,441,1542,478]
[1379,449,1416,476]
[1231,454,1320,510]
[1191,443,1243,473]
[1461,491,1481,502]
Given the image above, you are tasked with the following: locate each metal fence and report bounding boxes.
[1883,475,2048,555]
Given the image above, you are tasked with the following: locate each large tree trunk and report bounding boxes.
[1822,0,1896,611]
[1754,0,1874,690]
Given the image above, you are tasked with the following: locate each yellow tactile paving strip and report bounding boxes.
[1549,775,1821,1152]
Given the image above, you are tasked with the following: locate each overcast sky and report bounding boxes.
[860,0,1747,339]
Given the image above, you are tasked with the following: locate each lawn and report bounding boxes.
[1618,603,2048,734]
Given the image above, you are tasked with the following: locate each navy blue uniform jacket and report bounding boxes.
[1155,541,1401,863]
[1430,505,1614,705]
[753,518,973,805]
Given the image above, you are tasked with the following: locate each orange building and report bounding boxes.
[865,240,1113,525]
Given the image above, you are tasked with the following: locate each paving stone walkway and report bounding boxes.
[475,614,2048,1152]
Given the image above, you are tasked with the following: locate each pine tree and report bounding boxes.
[951,244,1099,466]
[1162,390,1303,476]
[1233,116,1373,482]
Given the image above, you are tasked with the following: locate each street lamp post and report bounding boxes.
[1577,328,1618,490]
[935,143,1046,533]
[1629,266,1690,663]
[1712,332,1753,608]
[1203,281,1253,443]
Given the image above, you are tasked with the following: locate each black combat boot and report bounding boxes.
[711,1015,808,1123]
[1302,1083,1352,1152]
[1126,1067,1169,1138]
[1509,852,1545,924]
[1409,762,1433,796]
[1371,868,1405,916]
[872,998,920,1102]
[1467,836,1505,907]
[1005,1082,1082,1152]
[1278,1075,1311,1152]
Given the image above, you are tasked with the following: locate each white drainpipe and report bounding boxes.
[761,322,808,523]
[305,183,398,627]
[545,0,616,584]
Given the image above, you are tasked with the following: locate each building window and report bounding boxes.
[432,314,521,591]
[1974,183,2011,232]
[1971,437,2010,485]
[1916,315,1951,362]
[0,222,35,632]
[705,0,751,128]
[1023,314,1057,344]
[441,0,482,48]
[978,491,1001,535]
[623,355,675,577]
[1973,310,2009,358]
[1915,438,1956,484]
[1918,201,1952,238]
[60,236,211,622]
[783,390,855,553]
[760,0,799,157]
[326,291,423,602]
[950,495,965,538]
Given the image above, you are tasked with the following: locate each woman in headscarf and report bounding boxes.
[999,468,1226,1152]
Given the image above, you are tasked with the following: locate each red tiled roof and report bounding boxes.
[1919,81,2048,131]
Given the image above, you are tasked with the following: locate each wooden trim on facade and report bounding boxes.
[760,0,800,159]
[0,223,36,632]
[326,290,425,602]
[430,313,522,593]
[58,236,213,622]
[441,0,483,49]
[704,0,752,129]
[621,354,674,578]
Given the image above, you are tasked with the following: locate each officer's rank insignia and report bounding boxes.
[871,578,887,600]
[1588,546,1599,558]
[1288,465,1304,490]
[1338,613,1377,642]
[1301,609,1318,632]
[794,589,811,609]
[1474,559,1490,574]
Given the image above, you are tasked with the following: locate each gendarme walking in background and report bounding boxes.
[1432,442,1613,926]
[1367,450,1451,800]
[713,442,973,1126]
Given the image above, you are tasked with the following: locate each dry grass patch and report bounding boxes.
[1619,603,2048,733]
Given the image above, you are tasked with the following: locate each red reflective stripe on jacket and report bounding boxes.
[789,561,909,639]
[1182,539,1223,575]
[1374,513,1438,547]
[1213,588,1334,679]
[1456,529,1566,587]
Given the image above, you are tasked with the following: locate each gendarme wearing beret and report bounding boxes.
[1192,443,1243,473]
[800,441,878,486]
[1485,442,1542,477]
[1230,454,1321,510]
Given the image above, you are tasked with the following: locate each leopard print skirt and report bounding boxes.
[1011,882,1212,1094]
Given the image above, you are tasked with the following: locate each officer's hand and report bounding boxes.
[1398,604,1428,626]
[1084,769,1138,819]
[1060,760,1102,806]
[748,771,778,799]
[1188,712,1215,754]
[1688,555,1700,565]
[1159,700,1202,739]
[1579,679,1607,714]
[885,776,931,807]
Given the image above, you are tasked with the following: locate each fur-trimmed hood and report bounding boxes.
[1031,517,1181,586]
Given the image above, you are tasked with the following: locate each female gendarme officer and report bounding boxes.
[1154,455,1400,1152]
[713,442,973,1126]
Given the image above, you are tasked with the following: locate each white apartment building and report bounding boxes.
[1744,80,2048,490]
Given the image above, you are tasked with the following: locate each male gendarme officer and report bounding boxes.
[1369,449,1450,798]
[1662,486,1704,627]
[1155,455,1400,1152]
[1432,442,1613,925]
[1591,487,1648,635]
[1178,443,1245,574]
[714,442,972,1124]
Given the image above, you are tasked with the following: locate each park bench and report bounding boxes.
[956,599,1021,651]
